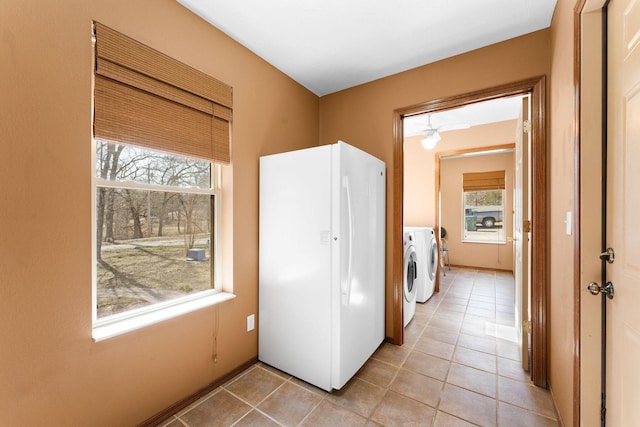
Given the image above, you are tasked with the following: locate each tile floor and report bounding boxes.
[160,267,559,427]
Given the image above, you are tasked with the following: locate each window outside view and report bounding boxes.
[463,189,506,243]
[94,141,216,319]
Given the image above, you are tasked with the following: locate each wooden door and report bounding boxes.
[606,0,640,424]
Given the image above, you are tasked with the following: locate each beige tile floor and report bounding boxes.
[161,268,559,427]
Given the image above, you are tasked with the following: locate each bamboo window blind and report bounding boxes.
[462,170,506,191]
[93,22,232,163]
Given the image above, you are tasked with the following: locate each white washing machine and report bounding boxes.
[403,230,418,327]
[406,227,438,303]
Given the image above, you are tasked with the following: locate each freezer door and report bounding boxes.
[331,141,386,389]
[259,145,333,391]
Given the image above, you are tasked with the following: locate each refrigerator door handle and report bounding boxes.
[342,175,353,305]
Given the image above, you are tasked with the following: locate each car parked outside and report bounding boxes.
[465,208,503,228]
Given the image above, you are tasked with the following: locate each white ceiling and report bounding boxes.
[403,96,523,137]
[177,0,557,96]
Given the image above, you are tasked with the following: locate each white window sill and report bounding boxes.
[92,291,235,342]
[462,240,508,245]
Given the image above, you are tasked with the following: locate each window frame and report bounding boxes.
[91,140,230,341]
[90,22,235,341]
[461,188,507,244]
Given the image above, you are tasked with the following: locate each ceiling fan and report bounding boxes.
[420,114,470,150]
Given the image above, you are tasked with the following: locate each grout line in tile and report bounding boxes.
[169,415,188,427]
[233,407,284,427]
[174,387,221,419]
[423,270,460,425]
[175,267,558,427]
[295,392,327,426]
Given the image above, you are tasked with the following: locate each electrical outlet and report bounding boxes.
[247,314,255,332]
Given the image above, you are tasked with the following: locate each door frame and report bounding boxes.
[434,142,516,273]
[575,0,606,424]
[392,76,548,387]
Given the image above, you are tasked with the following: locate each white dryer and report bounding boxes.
[403,230,418,326]
[405,226,437,303]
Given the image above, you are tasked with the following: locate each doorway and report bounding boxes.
[392,77,548,387]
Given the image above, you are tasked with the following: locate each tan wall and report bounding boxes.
[549,1,578,425]
[0,0,318,425]
[439,151,515,271]
[404,121,517,271]
[404,120,518,227]
[320,30,551,339]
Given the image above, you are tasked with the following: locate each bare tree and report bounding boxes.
[179,194,198,253]
[96,141,212,252]
[153,155,210,237]
[121,189,145,239]
[178,193,209,255]
[156,192,177,237]
[96,143,124,261]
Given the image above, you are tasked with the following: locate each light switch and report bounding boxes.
[247,314,255,332]
[565,212,572,235]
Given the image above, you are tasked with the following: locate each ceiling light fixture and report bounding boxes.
[421,130,441,150]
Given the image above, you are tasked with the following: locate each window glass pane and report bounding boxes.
[96,188,212,318]
[96,140,211,189]
[463,190,506,243]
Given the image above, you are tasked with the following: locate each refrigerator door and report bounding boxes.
[331,141,386,389]
[259,145,333,391]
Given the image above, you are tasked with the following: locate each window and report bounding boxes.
[94,141,220,318]
[462,170,506,243]
[92,23,233,339]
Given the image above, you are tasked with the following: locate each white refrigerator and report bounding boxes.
[259,141,386,391]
